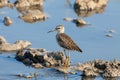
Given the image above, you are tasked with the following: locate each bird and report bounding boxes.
[48,25,82,57]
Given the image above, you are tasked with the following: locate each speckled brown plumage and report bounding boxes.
[56,33,82,52]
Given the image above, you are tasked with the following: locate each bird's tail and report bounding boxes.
[78,48,83,52]
[76,46,83,53]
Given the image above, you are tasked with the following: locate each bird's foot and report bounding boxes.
[63,56,70,68]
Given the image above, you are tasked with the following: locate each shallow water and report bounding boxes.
[0,0,120,80]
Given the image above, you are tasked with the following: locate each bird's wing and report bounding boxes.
[57,33,82,52]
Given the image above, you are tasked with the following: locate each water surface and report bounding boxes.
[0,0,120,80]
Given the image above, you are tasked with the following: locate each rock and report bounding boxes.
[19,9,46,23]
[15,50,25,61]
[15,0,30,8]
[64,17,92,28]
[64,18,86,25]
[27,48,46,53]
[47,51,67,66]
[106,29,116,33]
[72,19,87,27]
[74,0,108,17]
[75,59,120,77]
[102,66,120,78]
[16,72,38,78]
[0,35,31,52]
[64,17,87,27]
[32,63,43,69]
[7,1,14,8]
[105,29,116,38]
[74,0,108,11]
[94,60,107,70]
[14,0,46,23]
[15,49,70,68]
[4,16,12,26]
[0,36,7,44]
[35,54,49,63]
[82,67,100,77]
[45,56,57,66]
[23,58,33,66]
[102,59,120,77]
[44,62,51,67]
[63,17,73,21]
[0,0,14,8]
[53,67,73,74]
[27,0,43,6]
[15,0,43,8]
[0,0,8,8]
[105,34,113,37]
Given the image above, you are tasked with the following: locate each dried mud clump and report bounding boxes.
[0,0,8,8]
[15,0,43,8]
[15,48,70,68]
[74,0,108,11]
[0,35,31,52]
[4,16,12,26]
[0,0,14,8]
[76,59,120,77]
[74,0,108,17]
[15,0,46,23]
[63,17,90,28]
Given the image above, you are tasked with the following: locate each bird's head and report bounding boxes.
[48,25,65,33]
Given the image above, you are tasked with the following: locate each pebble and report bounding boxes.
[4,16,12,26]
[108,29,116,33]
[105,34,113,37]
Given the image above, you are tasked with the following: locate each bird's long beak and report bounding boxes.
[47,29,56,33]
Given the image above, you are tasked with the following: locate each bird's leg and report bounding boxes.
[63,49,68,67]
[63,49,67,58]
[64,50,70,67]
[68,50,70,59]
[67,50,70,67]
[63,49,66,67]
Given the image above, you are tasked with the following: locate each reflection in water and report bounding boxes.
[74,6,106,17]
[81,76,95,80]
[75,23,91,28]
[103,77,120,80]
[65,0,72,8]
[63,74,96,80]
[64,74,68,80]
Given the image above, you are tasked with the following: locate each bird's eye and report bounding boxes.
[56,28,60,29]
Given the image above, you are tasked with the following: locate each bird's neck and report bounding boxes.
[57,30,64,34]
